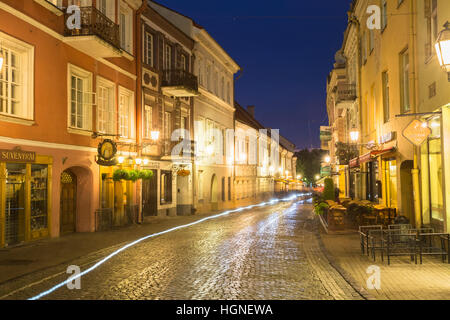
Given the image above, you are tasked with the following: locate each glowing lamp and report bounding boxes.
[135,158,142,165]
[151,131,160,141]
[118,156,125,164]
[350,129,359,142]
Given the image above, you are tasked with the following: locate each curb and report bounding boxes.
[314,218,377,301]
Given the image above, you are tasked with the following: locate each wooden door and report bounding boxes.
[60,171,77,234]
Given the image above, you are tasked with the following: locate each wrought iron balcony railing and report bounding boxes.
[336,83,357,103]
[64,6,120,50]
[161,69,199,93]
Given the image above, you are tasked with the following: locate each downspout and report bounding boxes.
[410,0,422,228]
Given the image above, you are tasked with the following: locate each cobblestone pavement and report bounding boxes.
[0,199,363,300]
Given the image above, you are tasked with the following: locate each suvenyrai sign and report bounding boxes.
[0,149,36,163]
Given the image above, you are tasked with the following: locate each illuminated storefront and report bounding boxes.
[0,149,52,247]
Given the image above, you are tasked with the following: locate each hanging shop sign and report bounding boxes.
[403,120,431,147]
[96,139,118,166]
[0,148,36,163]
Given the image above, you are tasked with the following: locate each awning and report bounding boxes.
[349,157,359,168]
[360,147,397,164]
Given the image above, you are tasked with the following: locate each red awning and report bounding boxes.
[349,158,359,168]
[360,147,397,164]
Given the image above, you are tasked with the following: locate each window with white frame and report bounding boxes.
[0,33,34,120]
[144,32,154,66]
[118,87,134,138]
[96,77,115,135]
[144,104,153,139]
[400,49,410,113]
[164,44,172,70]
[120,2,133,54]
[68,64,92,131]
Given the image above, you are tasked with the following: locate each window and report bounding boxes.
[68,0,91,7]
[382,71,390,123]
[181,55,187,71]
[118,87,134,138]
[197,58,203,86]
[206,65,211,91]
[97,77,116,135]
[144,32,154,66]
[400,50,410,113]
[96,0,114,21]
[120,3,132,54]
[68,64,92,131]
[381,0,388,30]
[213,71,218,95]
[425,0,438,60]
[144,105,153,139]
[160,170,173,205]
[220,76,225,100]
[226,81,231,104]
[164,44,172,70]
[180,116,188,140]
[0,33,34,121]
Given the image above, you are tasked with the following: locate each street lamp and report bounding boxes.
[118,156,125,164]
[435,21,450,81]
[350,128,359,142]
[315,175,320,180]
[324,155,331,164]
[150,130,160,142]
[135,158,142,165]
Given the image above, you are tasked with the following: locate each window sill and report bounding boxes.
[0,115,35,126]
[33,0,64,16]
[67,127,93,136]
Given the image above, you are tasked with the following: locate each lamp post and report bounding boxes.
[435,21,450,81]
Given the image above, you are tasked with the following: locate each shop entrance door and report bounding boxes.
[5,164,26,246]
[60,170,77,234]
[142,170,157,217]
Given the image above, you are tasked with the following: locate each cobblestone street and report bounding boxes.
[0,199,363,300]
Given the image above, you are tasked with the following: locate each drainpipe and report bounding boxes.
[410,0,422,228]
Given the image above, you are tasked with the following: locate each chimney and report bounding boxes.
[247,105,255,118]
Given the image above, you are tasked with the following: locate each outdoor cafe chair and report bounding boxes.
[359,225,383,255]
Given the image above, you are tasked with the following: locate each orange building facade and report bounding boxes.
[0,0,142,247]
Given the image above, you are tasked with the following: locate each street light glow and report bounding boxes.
[350,129,359,142]
[435,21,450,75]
[118,156,125,164]
[151,131,160,141]
[324,156,331,163]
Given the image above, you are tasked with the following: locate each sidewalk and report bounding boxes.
[320,229,450,300]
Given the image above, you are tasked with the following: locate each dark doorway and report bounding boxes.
[142,170,157,217]
[5,164,26,246]
[60,170,77,234]
[400,160,414,224]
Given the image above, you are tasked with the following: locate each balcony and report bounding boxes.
[161,70,199,97]
[336,82,357,105]
[63,6,122,58]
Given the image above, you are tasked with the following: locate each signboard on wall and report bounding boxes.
[0,149,36,163]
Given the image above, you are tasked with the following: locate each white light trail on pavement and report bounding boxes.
[28,193,312,300]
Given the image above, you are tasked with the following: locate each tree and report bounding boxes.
[335,142,359,165]
[323,178,335,201]
[295,148,328,184]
